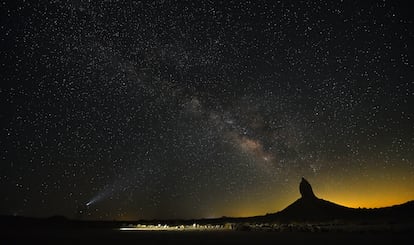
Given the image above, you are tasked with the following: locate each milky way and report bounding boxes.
[1,1,413,220]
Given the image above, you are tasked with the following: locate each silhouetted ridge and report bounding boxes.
[259,178,414,222]
[274,178,355,221]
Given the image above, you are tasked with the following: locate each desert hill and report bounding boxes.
[257,178,414,223]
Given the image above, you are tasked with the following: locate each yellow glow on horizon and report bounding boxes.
[310,165,414,209]
[317,178,414,208]
[113,163,414,220]
[213,164,414,218]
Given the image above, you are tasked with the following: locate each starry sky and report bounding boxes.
[1,1,413,220]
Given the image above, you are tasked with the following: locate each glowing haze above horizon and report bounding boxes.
[1,1,413,220]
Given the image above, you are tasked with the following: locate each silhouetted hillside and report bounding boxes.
[258,178,414,223]
[1,178,413,227]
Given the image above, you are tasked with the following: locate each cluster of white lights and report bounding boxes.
[119,223,233,231]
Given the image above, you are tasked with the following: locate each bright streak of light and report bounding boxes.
[118,224,232,231]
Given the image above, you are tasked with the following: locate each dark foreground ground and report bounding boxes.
[1,228,412,245]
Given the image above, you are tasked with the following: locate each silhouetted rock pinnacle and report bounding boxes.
[259,177,414,222]
[299,177,316,199]
[275,177,353,221]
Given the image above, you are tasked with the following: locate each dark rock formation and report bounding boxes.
[299,177,316,199]
[271,177,354,222]
[264,177,414,222]
[241,177,414,223]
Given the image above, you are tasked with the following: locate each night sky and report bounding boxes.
[1,1,413,220]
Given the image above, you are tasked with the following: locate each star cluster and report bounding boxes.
[1,1,413,220]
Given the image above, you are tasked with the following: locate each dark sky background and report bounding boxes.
[1,0,413,220]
